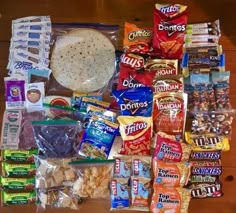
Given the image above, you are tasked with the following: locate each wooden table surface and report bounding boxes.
[0,0,236,212]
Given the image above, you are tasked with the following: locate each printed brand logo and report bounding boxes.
[114,158,120,174]
[128,29,152,41]
[133,159,140,175]
[121,53,144,69]
[132,179,139,194]
[156,68,177,76]
[120,99,148,115]
[154,82,182,92]
[125,121,147,136]
[157,97,182,113]
[111,180,117,195]
[191,152,220,160]
[158,168,179,178]
[158,22,186,36]
[122,75,144,88]
[159,142,181,159]
[192,167,222,176]
[158,193,180,204]
[14,61,35,70]
[7,112,20,122]
[160,5,180,14]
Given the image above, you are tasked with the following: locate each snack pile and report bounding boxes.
[0,2,235,213]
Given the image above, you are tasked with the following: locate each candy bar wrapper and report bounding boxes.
[110,177,130,210]
[190,151,221,161]
[153,132,191,162]
[191,110,235,138]
[185,132,230,151]
[2,162,36,178]
[130,176,151,211]
[1,191,36,206]
[70,159,114,199]
[37,187,80,210]
[184,45,223,57]
[150,185,191,213]
[113,155,132,178]
[123,22,153,54]
[2,149,37,163]
[152,159,190,187]
[189,181,223,199]
[0,177,35,191]
[187,19,220,31]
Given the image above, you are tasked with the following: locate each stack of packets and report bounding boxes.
[181,19,235,198]
[0,149,37,206]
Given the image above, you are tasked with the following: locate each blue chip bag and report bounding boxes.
[113,155,132,178]
[78,115,119,160]
[132,156,151,178]
[110,178,130,210]
[112,87,153,116]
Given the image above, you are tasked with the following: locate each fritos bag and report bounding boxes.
[153,3,188,59]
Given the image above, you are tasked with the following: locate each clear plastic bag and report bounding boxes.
[32,119,80,158]
[70,159,114,199]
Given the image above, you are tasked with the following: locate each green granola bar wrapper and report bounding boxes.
[2,191,36,206]
[2,162,36,177]
[0,177,35,191]
[2,149,38,163]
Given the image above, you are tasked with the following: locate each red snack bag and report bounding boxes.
[153,3,188,59]
[123,22,153,54]
[117,53,156,90]
[117,116,152,155]
[153,92,187,140]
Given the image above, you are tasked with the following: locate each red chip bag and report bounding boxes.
[153,3,188,59]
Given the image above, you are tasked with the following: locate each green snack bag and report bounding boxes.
[2,162,36,177]
[2,191,36,206]
[0,177,35,191]
[2,149,38,163]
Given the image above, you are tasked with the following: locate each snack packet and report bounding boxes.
[2,162,36,177]
[152,159,190,187]
[113,155,132,178]
[150,186,191,213]
[110,177,130,210]
[78,115,119,160]
[117,116,152,155]
[2,149,37,163]
[130,176,151,211]
[153,3,188,59]
[32,120,79,158]
[70,159,114,199]
[1,191,36,206]
[112,87,153,117]
[1,110,22,150]
[0,177,35,191]
[132,155,152,178]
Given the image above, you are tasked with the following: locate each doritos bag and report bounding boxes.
[153,3,188,59]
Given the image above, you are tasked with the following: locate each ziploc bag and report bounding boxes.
[32,119,80,158]
[70,159,114,199]
[47,23,119,96]
[37,187,80,210]
[35,157,76,189]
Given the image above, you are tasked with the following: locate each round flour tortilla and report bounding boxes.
[50,29,115,93]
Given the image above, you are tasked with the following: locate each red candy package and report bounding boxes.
[153,3,188,59]
[117,116,152,155]
[153,92,187,140]
[123,22,153,54]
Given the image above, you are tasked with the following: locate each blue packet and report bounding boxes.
[27,68,51,83]
[78,115,119,160]
[132,156,151,178]
[110,178,129,210]
[112,87,153,116]
[113,155,131,178]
